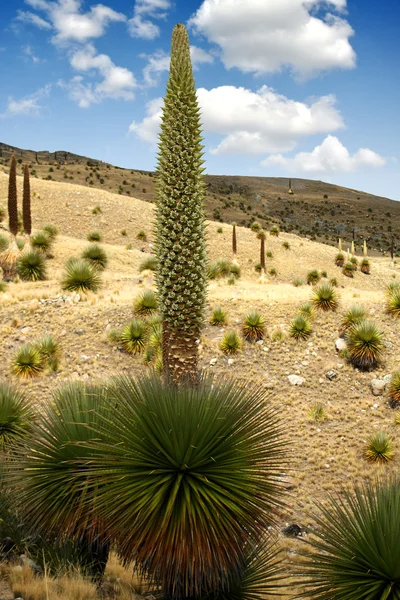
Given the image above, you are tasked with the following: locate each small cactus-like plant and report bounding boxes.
[210,306,227,325]
[137,230,147,241]
[220,331,242,354]
[139,255,158,273]
[282,241,290,250]
[81,244,108,270]
[31,231,52,255]
[16,249,47,281]
[340,305,366,336]
[388,371,400,408]
[243,311,266,342]
[119,319,148,354]
[87,231,101,242]
[290,314,312,341]
[270,225,279,237]
[342,262,354,277]
[360,258,370,274]
[12,344,44,378]
[250,221,261,232]
[307,270,321,285]
[350,256,358,271]
[61,258,101,293]
[312,283,339,312]
[386,287,400,318]
[299,302,315,320]
[335,252,345,267]
[365,431,394,462]
[269,267,277,277]
[133,290,158,315]
[346,320,384,370]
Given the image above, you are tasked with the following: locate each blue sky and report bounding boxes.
[0,0,398,199]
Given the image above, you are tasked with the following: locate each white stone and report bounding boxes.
[210,358,217,366]
[288,374,305,386]
[335,338,347,352]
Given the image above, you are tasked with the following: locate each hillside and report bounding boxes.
[1,140,399,256]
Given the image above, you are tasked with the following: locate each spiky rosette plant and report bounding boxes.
[290,314,312,341]
[299,302,315,320]
[22,164,32,236]
[342,261,354,277]
[388,371,400,408]
[0,383,33,452]
[31,230,52,256]
[365,431,394,462]
[243,311,266,342]
[339,305,366,337]
[119,319,148,354]
[16,249,47,281]
[8,154,18,237]
[386,287,400,318]
[335,252,344,267]
[70,374,287,599]
[81,244,108,271]
[346,320,384,370]
[155,24,207,383]
[210,306,227,325]
[220,331,242,354]
[11,382,111,578]
[360,257,370,274]
[297,478,400,600]
[133,290,158,316]
[61,258,101,293]
[312,282,339,312]
[12,344,44,378]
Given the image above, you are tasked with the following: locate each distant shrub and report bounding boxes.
[137,230,147,241]
[388,371,400,408]
[321,270,328,278]
[35,335,60,372]
[360,258,370,274]
[365,431,394,462]
[386,287,400,318]
[342,262,354,278]
[220,331,242,354]
[12,344,44,378]
[299,302,315,320]
[270,225,279,237]
[87,231,101,242]
[335,252,345,267]
[210,306,227,326]
[271,329,285,342]
[350,256,358,271]
[229,263,241,279]
[0,282,7,293]
[346,320,384,370]
[119,319,148,354]
[133,290,158,316]
[307,270,321,285]
[312,282,338,312]
[293,278,304,287]
[81,244,108,271]
[250,221,261,232]
[282,241,290,250]
[0,233,9,252]
[31,231,52,255]
[309,403,327,422]
[269,267,277,277]
[266,251,273,258]
[120,229,127,237]
[217,227,223,233]
[42,224,58,239]
[330,277,338,287]
[91,205,102,215]
[207,259,231,280]
[16,250,47,281]
[139,255,158,273]
[61,258,101,293]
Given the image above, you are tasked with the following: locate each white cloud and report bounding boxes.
[23,45,41,63]
[128,0,172,39]
[128,85,344,155]
[3,85,51,116]
[64,43,136,105]
[263,135,386,173]
[22,0,126,44]
[17,10,52,29]
[140,45,213,86]
[188,0,356,78]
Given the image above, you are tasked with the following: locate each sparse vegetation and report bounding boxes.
[335,252,345,267]
[81,244,108,270]
[87,230,101,242]
[42,224,58,239]
[309,403,326,422]
[293,278,304,287]
[307,269,320,285]
[210,306,227,325]
[270,225,279,237]
[0,233,9,252]
[299,301,315,320]
[136,230,147,241]
[282,241,290,250]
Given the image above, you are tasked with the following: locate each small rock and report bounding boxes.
[74,329,85,335]
[209,358,217,366]
[288,374,305,386]
[325,369,338,381]
[335,338,346,352]
[370,378,388,396]
[64,298,73,307]
[282,524,302,538]
[264,382,274,390]
[227,358,234,366]
[73,293,81,303]
[28,299,39,312]
[20,554,42,574]
[80,355,91,362]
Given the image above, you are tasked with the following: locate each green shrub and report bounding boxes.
[0,383,33,451]
[293,278,304,287]
[210,306,227,325]
[299,302,314,320]
[270,226,279,237]
[16,238,25,251]
[0,282,7,293]
[120,229,127,237]
[330,277,338,287]
[298,478,400,599]
[312,283,339,311]
[230,263,241,279]
[16,250,47,281]
[217,227,223,233]
[342,262,354,277]
[321,270,328,278]
[365,431,394,462]
[250,221,261,232]
[12,344,44,378]
[335,252,345,267]
[350,256,358,271]
[207,259,231,280]
[386,288,400,317]
[360,258,370,274]
[266,251,273,258]
[61,258,101,293]
[0,233,9,252]
[87,231,101,242]
[307,270,320,285]
[269,268,277,277]
[309,403,326,422]
[31,231,52,255]
[271,329,285,342]
[35,335,60,372]
[139,255,158,273]
[137,230,147,241]
[290,314,312,341]
[243,311,266,342]
[133,290,158,315]
[119,320,148,354]
[340,305,366,336]
[282,241,290,250]
[220,331,242,354]
[42,224,58,239]
[346,320,384,370]
[388,371,400,408]
[254,263,262,273]
[81,244,108,270]
[91,205,102,215]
